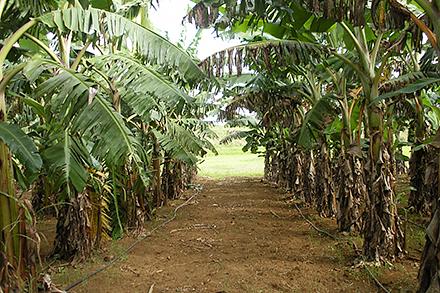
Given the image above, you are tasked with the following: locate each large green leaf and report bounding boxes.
[0,123,42,173]
[38,7,205,83]
[42,130,89,195]
[297,94,337,149]
[154,119,216,164]
[374,77,440,104]
[32,59,92,122]
[74,95,140,165]
[93,53,191,119]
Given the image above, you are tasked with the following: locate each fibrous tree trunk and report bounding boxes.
[264,142,278,183]
[337,149,366,233]
[302,150,316,206]
[53,193,92,263]
[162,153,179,201]
[264,146,271,181]
[270,151,280,184]
[277,143,291,190]
[409,146,436,216]
[121,168,148,234]
[89,189,111,246]
[152,140,163,207]
[316,141,336,217]
[417,146,440,292]
[292,149,305,201]
[182,162,196,187]
[161,154,171,205]
[362,106,404,261]
[1,87,37,291]
[409,94,430,215]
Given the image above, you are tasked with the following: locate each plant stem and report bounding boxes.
[0,19,37,79]
[24,33,61,64]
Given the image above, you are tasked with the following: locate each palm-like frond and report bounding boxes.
[42,129,89,196]
[37,7,205,83]
[36,69,92,122]
[93,53,191,119]
[220,130,252,145]
[375,75,440,104]
[25,58,145,170]
[187,0,412,30]
[298,94,337,149]
[154,119,217,164]
[74,95,141,166]
[200,39,325,77]
[0,122,42,174]
[380,71,427,93]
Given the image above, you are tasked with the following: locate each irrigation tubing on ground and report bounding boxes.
[63,187,202,292]
[292,203,391,293]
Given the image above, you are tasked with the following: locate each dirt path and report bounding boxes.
[63,178,382,292]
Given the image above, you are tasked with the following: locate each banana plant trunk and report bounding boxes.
[409,96,433,215]
[267,150,279,184]
[52,192,92,263]
[302,150,316,206]
[362,103,404,261]
[417,145,440,293]
[278,141,290,190]
[1,85,36,291]
[292,149,305,200]
[316,140,336,217]
[337,149,366,232]
[409,147,433,214]
[264,145,271,181]
[162,152,178,202]
[152,139,163,207]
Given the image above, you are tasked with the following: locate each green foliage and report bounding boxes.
[42,130,89,195]
[298,94,337,149]
[0,122,42,175]
[38,7,205,83]
[75,95,141,165]
[94,53,191,119]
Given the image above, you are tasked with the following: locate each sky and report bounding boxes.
[148,0,240,60]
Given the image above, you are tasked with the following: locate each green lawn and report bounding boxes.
[198,125,264,179]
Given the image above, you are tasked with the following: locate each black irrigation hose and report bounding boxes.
[292,203,391,293]
[64,188,201,292]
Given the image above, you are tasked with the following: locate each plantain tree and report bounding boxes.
[0,1,212,290]
[186,0,437,262]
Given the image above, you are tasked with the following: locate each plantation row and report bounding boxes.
[0,0,440,292]
[0,1,217,291]
[192,1,440,292]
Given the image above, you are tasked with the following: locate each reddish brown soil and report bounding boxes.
[48,178,419,292]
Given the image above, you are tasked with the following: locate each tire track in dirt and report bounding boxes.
[71,178,375,292]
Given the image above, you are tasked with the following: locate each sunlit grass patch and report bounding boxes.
[198,126,264,179]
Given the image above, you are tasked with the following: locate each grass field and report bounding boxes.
[198,125,264,179]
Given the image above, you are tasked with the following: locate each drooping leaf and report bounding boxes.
[93,53,191,120]
[0,123,42,173]
[38,7,206,83]
[220,130,252,145]
[374,77,440,104]
[298,94,337,149]
[42,130,89,195]
[200,39,325,77]
[74,95,140,166]
[34,60,92,122]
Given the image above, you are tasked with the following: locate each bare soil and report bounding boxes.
[47,177,419,292]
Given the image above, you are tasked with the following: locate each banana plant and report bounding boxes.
[0,2,209,289]
[187,0,427,262]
